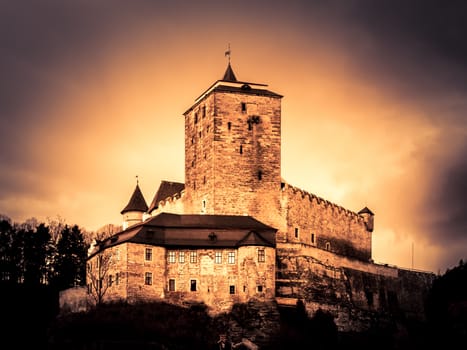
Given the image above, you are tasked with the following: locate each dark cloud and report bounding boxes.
[424,143,467,243]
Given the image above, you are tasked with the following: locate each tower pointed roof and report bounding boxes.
[121,183,148,214]
[222,62,237,82]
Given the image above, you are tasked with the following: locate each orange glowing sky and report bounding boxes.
[1,1,467,274]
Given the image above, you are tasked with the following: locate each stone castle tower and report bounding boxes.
[182,63,283,228]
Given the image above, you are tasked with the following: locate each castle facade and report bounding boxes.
[85,63,435,331]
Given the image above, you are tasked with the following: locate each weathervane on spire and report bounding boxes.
[225,43,231,63]
[136,175,139,185]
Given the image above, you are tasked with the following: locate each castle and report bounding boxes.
[85,61,435,332]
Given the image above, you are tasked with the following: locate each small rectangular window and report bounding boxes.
[179,251,185,263]
[190,251,197,263]
[108,274,113,287]
[257,285,263,292]
[258,249,265,263]
[295,227,299,238]
[241,102,246,112]
[145,272,152,285]
[169,279,176,292]
[229,285,235,294]
[215,251,222,264]
[228,251,235,264]
[168,251,176,263]
[311,233,315,244]
[190,279,197,291]
[145,248,153,261]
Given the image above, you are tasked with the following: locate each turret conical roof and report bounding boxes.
[121,184,148,214]
[222,63,237,82]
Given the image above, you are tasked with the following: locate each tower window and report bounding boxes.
[215,251,222,264]
[194,113,198,124]
[203,176,206,184]
[145,248,153,261]
[229,285,236,294]
[257,285,263,292]
[257,170,263,180]
[311,233,315,244]
[145,272,152,285]
[295,228,299,238]
[179,251,185,263]
[240,145,243,154]
[241,102,246,113]
[202,106,206,118]
[228,251,236,264]
[325,242,331,251]
[258,249,265,262]
[228,122,232,130]
[168,251,176,263]
[190,251,197,263]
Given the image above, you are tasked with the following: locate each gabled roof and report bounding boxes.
[88,212,276,258]
[222,63,237,82]
[147,180,185,213]
[120,184,148,214]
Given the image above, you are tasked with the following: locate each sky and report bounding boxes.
[1,0,466,274]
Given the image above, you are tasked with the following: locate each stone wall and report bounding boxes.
[275,244,436,332]
[281,184,371,261]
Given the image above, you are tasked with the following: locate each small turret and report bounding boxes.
[358,206,374,232]
[121,178,148,230]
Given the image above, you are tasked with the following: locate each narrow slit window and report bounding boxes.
[228,122,232,130]
[257,170,263,180]
[240,145,243,154]
[295,228,299,238]
[241,102,246,112]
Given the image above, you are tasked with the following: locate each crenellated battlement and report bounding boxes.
[281,182,365,224]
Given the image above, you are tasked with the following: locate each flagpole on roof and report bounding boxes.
[225,43,231,63]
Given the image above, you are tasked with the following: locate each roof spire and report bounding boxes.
[222,44,237,82]
[136,175,139,185]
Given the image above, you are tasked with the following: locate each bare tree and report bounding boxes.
[86,248,115,305]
